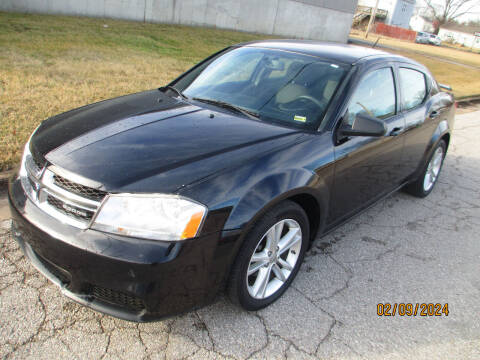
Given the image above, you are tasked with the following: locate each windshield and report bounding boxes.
[176,47,348,129]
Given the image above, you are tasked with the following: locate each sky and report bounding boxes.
[416,0,480,23]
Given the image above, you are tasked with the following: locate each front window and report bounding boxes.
[344,67,396,127]
[177,47,348,129]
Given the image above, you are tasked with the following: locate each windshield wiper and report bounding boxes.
[192,97,259,120]
[162,85,188,100]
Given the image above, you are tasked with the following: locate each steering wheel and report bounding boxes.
[279,95,326,112]
[296,95,325,108]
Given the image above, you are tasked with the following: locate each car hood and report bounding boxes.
[31,90,301,192]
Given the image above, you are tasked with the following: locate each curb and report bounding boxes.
[0,170,14,191]
[456,95,480,105]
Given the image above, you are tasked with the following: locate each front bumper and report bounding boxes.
[8,175,241,321]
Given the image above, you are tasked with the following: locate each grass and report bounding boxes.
[350,30,480,68]
[350,30,480,98]
[442,42,480,56]
[1,12,479,171]
[0,12,274,171]
[388,50,480,98]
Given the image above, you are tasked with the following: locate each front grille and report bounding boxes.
[54,175,107,202]
[92,286,146,312]
[47,195,94,221]
[21,156,104,228]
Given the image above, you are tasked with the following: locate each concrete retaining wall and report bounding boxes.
[0,0,357,42]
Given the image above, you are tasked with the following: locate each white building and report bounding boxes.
[358,0,416,28]
[0,0,360,43]
[409,14,434,32]
[438,25,480,49]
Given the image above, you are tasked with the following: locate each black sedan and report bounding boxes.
[8,40,455,321]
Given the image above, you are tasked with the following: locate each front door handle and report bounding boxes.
[429,110,440,119]
[389,127,404,136]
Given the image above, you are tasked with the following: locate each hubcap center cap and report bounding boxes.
[268,250,276,262]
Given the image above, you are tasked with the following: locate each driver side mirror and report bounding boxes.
[339,113,387,137]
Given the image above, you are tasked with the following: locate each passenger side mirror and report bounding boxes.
[340,113,387,137]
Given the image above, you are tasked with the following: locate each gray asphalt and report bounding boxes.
[1,111,479,359]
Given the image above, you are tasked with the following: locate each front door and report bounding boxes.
[328,66,407,225]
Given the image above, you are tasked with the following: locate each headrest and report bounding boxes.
[276,83,307,104]
[323,79,338,100]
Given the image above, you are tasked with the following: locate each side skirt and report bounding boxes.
[317,181,410,242]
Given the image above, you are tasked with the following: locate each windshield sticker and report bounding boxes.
[294,115,307,122]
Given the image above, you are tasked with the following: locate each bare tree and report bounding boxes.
[424,0,478,33]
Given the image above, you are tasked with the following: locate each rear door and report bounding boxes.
[397,64,449,177]
[328,64,407,225]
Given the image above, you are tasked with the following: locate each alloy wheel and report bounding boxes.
[423,147,444,192]
[246,219,302,299]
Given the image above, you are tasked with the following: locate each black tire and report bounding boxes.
[227,200,309,311]
[404,139,446,198]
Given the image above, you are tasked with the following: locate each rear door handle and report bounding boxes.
[429,110,440,119]
[389,127,404,136]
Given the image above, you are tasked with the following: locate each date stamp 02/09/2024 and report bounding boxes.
[377,303,449,317]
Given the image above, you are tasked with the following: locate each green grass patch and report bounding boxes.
[1,12,479,172]
[0,12,273,171]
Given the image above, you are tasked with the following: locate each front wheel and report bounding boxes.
[227,200,309,310]
[404,140,446,198]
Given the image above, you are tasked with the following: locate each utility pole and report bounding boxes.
[365,0,379,39]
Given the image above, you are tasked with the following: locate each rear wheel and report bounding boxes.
[404,140,446,198]
[228,200,309,310]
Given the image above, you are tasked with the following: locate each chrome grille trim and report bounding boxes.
[25,155,44,179]
[21,161,105,229]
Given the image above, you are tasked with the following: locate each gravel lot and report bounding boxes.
[1,111,479,360]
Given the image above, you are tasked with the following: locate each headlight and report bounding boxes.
[19,126,43,200]
[19,125,42,179]
[91,194,207,241]
[19,139,34,200]
[19,139,31,178]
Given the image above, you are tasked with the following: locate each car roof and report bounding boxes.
[238,39,413,66]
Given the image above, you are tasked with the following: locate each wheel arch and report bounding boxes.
[414,120,451,179]
[224,169,329,245]
[237,190,325,245]
[441,132,450,151]
[288,193,322,244]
